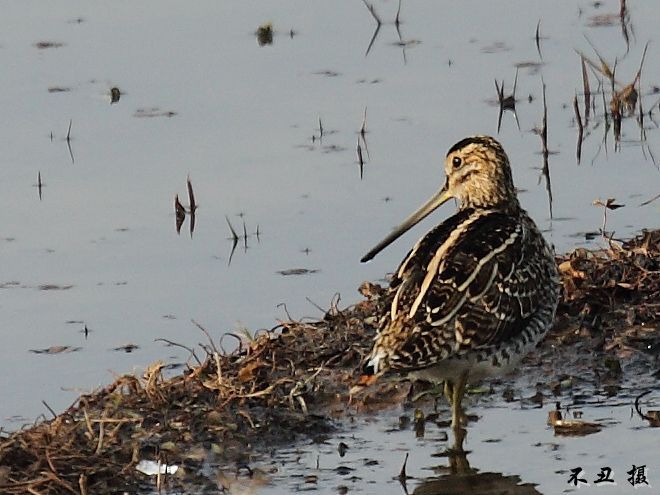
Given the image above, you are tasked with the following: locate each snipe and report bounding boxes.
[360,135,560,430]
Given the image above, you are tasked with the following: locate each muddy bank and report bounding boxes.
[0,229,658,494]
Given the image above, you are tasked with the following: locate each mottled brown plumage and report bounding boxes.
[361,136,559,427]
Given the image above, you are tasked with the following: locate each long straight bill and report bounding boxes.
[361,182,451,263]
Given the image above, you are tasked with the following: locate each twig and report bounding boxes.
[154,338,202,366]
[191,319,220,355]
[277,302,293,321]
[42,400,57,419]
[639,193,660,207]
[305,297,327,315]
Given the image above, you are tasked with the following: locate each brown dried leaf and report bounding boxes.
[237,360,266,383]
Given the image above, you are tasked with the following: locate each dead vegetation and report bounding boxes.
[0,230,658,493]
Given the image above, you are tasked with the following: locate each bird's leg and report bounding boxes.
[443,380,454,407]
[450,371,469,430]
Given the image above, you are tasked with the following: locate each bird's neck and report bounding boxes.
[460,196,521,212]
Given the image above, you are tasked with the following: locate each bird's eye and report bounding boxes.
[452,156,462,168]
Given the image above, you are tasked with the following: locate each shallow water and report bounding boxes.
[1,0,659,491]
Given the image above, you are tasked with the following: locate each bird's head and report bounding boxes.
[361,135,518,263]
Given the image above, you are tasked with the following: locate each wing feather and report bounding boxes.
[378,208,558,371]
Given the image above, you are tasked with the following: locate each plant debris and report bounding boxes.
[547,409,602,437]
[0,229,658,493]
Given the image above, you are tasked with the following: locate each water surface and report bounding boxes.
[1,1,659,491]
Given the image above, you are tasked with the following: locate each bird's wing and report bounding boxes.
[382,209,555,370]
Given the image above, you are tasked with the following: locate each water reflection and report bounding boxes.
[174,177,197,237]
[414,471,542,495]
[412,428,542,495]
[495,69,520,133]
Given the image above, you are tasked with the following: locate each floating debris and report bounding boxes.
[47,86,71,93]
[312,69,341,77]
[29,345,81,355]
[110,87,121,104]
[113,344,139,353]
[135,459,179,476]
[34,41,64,49]
[547,409,602,436]
[37,283,73,291]
[481,41,511,54]
[134,107,177,118]
[256,22,273,46]
[276,268,319,276]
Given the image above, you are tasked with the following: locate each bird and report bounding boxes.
[359,135,560,431]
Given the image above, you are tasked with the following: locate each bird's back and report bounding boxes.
[367,206,559,378]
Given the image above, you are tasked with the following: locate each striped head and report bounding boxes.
[361,135,519,263]
[444,135,517,210]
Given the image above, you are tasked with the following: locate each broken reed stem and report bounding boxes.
[398,452,409,482]
[95,418,105,455]
[581,56,591,123]
[573,94,584,164]
[360,107,367,137]
[79,473,88,495]
[154,338,202,366]
[82,408,94,440]
[357,140,364,180]
[42,400,57,419]
[225,216,239,241]
[361,0,382,25]
[186,176,196,213]
[192,319,220,355]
